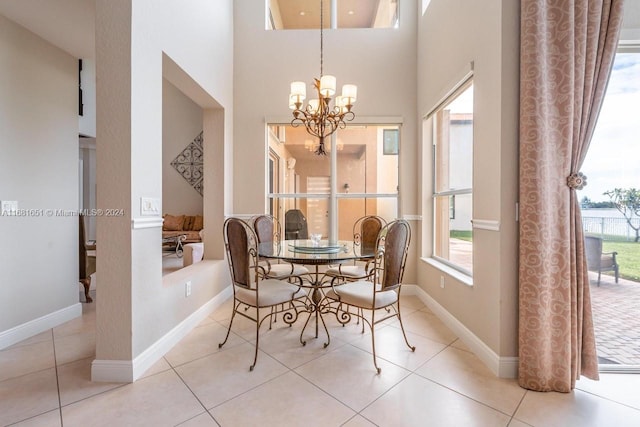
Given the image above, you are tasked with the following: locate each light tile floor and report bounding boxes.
[2,296,640,426]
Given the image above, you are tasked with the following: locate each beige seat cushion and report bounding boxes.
[264,263,309,279]
[325,265,369,278]
[325,280,397,309]
[235,279,307,307]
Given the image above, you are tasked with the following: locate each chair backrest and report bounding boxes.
[285,209,308,240]
[224,218,258,289]
[584,235,603,271]
[378,220,411,290]
[354,216,386,255]
[253,214,281,244]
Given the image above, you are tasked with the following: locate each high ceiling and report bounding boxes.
[0,0,95,60]
[0,0,396,61]
[271,0,397,29]
[273,0,373,29]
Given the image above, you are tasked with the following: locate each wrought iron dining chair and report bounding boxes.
[323,219,415,373]
[219,217,307,371]
[325,215,386,284]
[253,214,310,280]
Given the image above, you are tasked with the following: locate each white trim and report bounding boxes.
[131,217,163,229]
[91,285,233,383]
[90,360,133,383]
[0,303,82,350]
[471,219,500,231]
[424,71,474,119]
[403,284,518,378]
[402,214,422,221]
[224,213,256,220]
[423,257,473,286]
[598,365,640,374]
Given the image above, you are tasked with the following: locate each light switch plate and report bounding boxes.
[1,200,18,214]
[140,197,160,216]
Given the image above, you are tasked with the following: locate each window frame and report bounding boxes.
[428,75,474,277]
[265,122,401,239]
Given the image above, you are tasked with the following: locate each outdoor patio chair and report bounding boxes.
[585,235,619,286]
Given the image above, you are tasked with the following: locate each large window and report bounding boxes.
[430,79,474,275]
[266,124,399,240]
[267,0,399,30]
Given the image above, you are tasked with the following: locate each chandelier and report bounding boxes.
[304,138,343,153]
[289,0,357,156]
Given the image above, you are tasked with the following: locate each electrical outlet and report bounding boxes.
[440,276,445,289]
[185,281,192,297]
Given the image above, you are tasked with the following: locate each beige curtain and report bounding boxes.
[519,0,624,392]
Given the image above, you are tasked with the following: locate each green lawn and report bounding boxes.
[450,230,473,242]
[447,232,638,281]
[602,241,640,282]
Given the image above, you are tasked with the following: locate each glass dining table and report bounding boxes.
[257,239,376,347]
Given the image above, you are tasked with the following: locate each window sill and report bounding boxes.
[422,257,473,287]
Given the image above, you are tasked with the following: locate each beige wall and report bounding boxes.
[162,78,204,216]
[233,0,419,282]
[416,0,520,357]
[95,0,233,366]
[0,15,79,333]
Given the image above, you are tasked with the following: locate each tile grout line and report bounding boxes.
[51,328,64,427]
[508,389,530,426]
[574,386,640,413]
[168,357,221,426]
[410,340,522,419]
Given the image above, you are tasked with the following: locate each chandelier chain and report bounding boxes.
[288,0,356,156]
[320,0,323,76]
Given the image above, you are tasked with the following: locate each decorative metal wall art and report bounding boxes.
[170,131,203,195]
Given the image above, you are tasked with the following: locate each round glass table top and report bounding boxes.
[258,239,375,265]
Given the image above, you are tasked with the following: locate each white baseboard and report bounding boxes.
[91,360,134,383]
[403,284,518,379]
[0,303,82,350]
[91,285,233,383]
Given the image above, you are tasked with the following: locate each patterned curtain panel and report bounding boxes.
[519,0,624,392]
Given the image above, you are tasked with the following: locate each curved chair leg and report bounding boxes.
[80,278,93,303]
[250,307,260,371]
[369,308,381,374]
[219,302,238,349]
[396,301,416,352]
